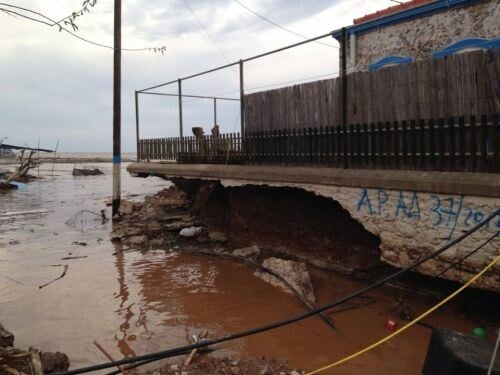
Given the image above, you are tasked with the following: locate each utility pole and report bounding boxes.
[112,0,121,217]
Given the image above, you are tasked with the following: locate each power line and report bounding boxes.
[232,0,338,49]
[0,2,53,26]
[245,71,339,92]
[0,2,166,53]
[2,0,98,27]
[180,0,236,71]
[180,71,339,101]
[1,7,52,26]
[139,30,334,93]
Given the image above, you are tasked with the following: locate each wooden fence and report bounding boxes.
[138,133,242,164]
[244,49,500,131]
[139,114,499,173]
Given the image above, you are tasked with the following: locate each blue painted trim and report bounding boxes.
[113,155,121,164]
[368,55,413,71]
[432,38,500,58]
[332,0,484,39]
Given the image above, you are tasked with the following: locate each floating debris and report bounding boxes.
[60,256,88,261]
[72,164,104,176]
[71,241,87,246]
[0,209,52,218]
[65,210,107,229]
[38,265,68,289]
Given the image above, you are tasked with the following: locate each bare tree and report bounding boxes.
[0,1,166,53]
[0,149,38,188]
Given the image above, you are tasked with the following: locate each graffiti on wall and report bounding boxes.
[356,189,500,241]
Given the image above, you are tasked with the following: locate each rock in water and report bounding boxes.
[232,245,260,260]
[41,351,70,374]
[255,258,316,304]
[123,235,147,246]
[0,323,14,347]
[118,200,135,214]
[208,231,228,242]
[179,226,203,238]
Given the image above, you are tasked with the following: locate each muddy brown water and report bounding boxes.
[0,163,482,374]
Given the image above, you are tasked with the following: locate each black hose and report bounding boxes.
[59,208,500,375]
[392,230,499,311]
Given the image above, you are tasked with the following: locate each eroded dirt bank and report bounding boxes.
[120,178,383,275]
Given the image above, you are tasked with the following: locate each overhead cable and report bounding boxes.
[181,0,236,71]
[232,0,337,48]
[0,2,166,53]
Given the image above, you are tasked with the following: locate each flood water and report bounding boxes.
[0,162,481,374]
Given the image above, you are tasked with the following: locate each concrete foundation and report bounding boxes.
[128,163,500,291]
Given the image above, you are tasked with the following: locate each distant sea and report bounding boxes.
[55,152,137,160]
[0,152,138,164]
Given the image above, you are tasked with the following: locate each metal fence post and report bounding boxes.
[213,98,217,126]
[178,78,183,153]
[341,27,348,169]
[239,60,245,153]
[134,91,140,161]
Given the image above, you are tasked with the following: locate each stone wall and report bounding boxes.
[349,0,500,72]
[221,179,500,292]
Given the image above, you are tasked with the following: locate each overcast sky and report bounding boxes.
[0,0,394,152]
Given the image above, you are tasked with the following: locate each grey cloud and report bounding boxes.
[1,0,378,152]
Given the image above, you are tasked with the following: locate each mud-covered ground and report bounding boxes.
[144,357,300,375]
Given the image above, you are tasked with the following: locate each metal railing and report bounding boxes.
[134,30,342,156]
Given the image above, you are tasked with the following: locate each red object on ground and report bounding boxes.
[385,319,397,331]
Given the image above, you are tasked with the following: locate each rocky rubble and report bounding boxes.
[0,324,14,348]
[0,323,69,374]
[232,245,260,260]
[113,186,318,306]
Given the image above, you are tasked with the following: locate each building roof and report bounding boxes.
[353,0,434,25]
[331,0,484,39]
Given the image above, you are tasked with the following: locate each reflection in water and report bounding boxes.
[114,249,136,358]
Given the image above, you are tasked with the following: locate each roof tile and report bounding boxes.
[353,0,435,24]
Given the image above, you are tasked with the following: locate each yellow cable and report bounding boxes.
[306,255,499,375]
